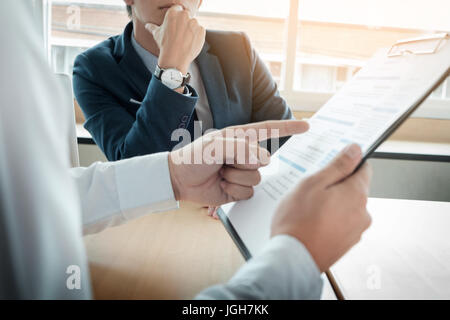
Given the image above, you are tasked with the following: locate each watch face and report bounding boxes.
[161,68,183,90]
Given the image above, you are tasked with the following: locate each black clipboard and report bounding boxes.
[218,33,450,262]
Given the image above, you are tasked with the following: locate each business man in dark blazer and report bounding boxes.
[73,0,293,161]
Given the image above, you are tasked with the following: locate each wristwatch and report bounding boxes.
[154,65,191,90]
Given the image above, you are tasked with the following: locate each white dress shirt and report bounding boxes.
[0,0,322,300]
[131,34,214,131]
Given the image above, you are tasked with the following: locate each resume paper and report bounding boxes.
[221,40,450,257]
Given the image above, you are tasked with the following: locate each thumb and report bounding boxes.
[145,23,159,36]
[313,144,363,188]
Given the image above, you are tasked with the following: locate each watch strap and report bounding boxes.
[181,72,191,87]
[154,65,164,80]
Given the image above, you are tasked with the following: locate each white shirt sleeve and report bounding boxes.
[195,235,323,300]
[0,1,91,299]
[70,153,178,235]
[0,0,178,298]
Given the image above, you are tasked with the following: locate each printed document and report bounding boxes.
[221,41,450,257]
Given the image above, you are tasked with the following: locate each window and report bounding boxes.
[49,0,129,74]
[296,64,335,92]
[198,0,290,87]
[48,0,290,87]
[46,0,450,120]
[288,0,450,118]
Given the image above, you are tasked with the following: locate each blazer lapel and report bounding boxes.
[196,41,231,129]
[115,22,152,100]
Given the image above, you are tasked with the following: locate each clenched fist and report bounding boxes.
[145,5,206,75]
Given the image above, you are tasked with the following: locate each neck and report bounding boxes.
[133,18,160,57]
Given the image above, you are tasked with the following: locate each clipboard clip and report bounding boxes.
[387,33,449,57]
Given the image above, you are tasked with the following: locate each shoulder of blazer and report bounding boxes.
[75,22,133,73]
[77,36,121,67]
[73,37,120,83]
[203,30,254,74]
[205,30,249,54]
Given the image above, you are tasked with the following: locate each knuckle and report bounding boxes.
[246,188,255,199]
[365,162,373,177]
[221,168,232,180]
[181,10,189,19]
[248,143,258,154]
[358,179,370,197]
[189,18,198,27]
[222,182,229,192]
[257,146,270,164]
[369,163,373,177]
[363,212,372,229]
[355,189,368,207]
[167,9,177,18]
[349,178,366,200]
[254,171,262,185]
[348,210,360,226]
[361,193,368,207]
[301,175,318,189]
[334,156,352,176]
[361,163,373,185]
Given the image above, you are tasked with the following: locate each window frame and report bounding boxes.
[42,0,450,120]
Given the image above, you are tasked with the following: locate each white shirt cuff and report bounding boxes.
[114,152,179,220]
[183,86,193,97]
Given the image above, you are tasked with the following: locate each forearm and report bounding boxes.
[196,235,323,300]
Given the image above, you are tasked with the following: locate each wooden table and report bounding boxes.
[84,202,245,299]
[84,202,336,299]
[330,198,450,300]
[85,198,450,300]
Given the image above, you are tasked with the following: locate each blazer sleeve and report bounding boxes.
[73,53,199,161]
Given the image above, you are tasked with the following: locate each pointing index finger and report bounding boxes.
[222,120,310,142]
